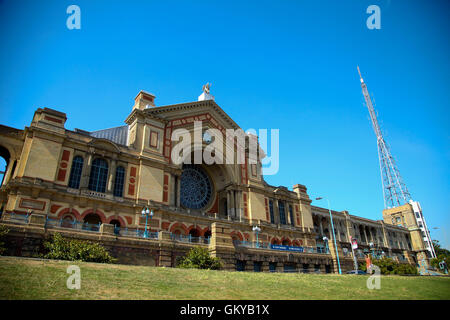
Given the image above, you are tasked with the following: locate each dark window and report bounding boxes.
[269,200,275,224]
[289,205,295,226]
[302,263,309,273]
[68,156,84,189]
[253,262,262,272]
[278,200,286,225]
[283,264,296,273]
[88,158,108,193]
[113,166,125,197]
[269,262,277,272]
[236,260,246,272]
[314,264,321,273]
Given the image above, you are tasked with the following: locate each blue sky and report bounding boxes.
[0,0,449,248]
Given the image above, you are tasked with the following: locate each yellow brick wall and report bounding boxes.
[248,191,266,221]
[22,137,62,182]
[136,164,164,202]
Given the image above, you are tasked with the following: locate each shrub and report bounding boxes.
[177,247,222,270]
[0,225,9,256]
[43,233,116,263]
[359,256,418,275]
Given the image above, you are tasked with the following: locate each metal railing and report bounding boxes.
[114,226,159,239]
[45,218,101,232]
[6,212,29,224]
[233,241,330,254]
[170,233,210,244]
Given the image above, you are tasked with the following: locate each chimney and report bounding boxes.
[133,90,156,110]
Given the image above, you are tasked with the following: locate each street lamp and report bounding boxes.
[252,225,261,248]
[322,236,329,254]
[315,197,342,275]
[141,206,154,238]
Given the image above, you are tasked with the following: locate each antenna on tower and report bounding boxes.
[357,66,411,208]
[357,66,436,259]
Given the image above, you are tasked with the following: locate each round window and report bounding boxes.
[180,165,212,210]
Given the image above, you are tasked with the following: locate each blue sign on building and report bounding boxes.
[270,244,304,252]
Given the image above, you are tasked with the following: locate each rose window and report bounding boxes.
[180,165,212,210]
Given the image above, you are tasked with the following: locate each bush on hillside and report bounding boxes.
[43,233,115,263]
[359,256,418,275]
[177,247,222,270]
[0,225,9,256]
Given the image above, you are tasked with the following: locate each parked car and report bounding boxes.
[346,270,367,275]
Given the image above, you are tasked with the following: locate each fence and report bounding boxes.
[45,218,101,232]
[114,226,159,239]
[5,212,30,224]
[170,233,210,244]
[234,240,330,254]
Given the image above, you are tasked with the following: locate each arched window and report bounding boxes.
[61,214,75,228]
[83,213,101,231]
[110,219,121,235]
[0,145,11,187]
[68,156,84,189]
[269,200,275,224]
[288,205,295,226]
[88,158,108,193]
[278,201,286,225]
[113,166,125,197]
[189,228,201,243]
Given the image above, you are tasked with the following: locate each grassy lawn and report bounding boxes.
[0,256,449,300]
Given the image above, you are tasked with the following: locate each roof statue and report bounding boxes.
[202,83,211,94]
[198,82,215,101]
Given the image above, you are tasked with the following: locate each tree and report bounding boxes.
[177,247,222,270]
[0,225,9,255]
[43,233,116,263]
[430,240,450,271]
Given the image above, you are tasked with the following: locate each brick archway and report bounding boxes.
[80,209,106,223]
[57,208,81,221]
[271,237,281,245]
[187,225,203,236]
[169,222,189,235]
[107,216,127,227]
[292,240,302,247]
[281,237,292,246]
[230,231,243,241]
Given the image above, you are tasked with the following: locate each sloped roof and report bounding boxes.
[90,126,128,146]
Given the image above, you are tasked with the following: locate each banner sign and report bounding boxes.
[270,244,304,252]
[351,238,358,250]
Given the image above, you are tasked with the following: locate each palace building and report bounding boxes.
[0,88,431,272]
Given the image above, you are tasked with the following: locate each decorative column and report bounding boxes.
[235,190,241,220]
[319,219,324,237]
[2,159,16,185]
[80,149,94,189]
[229,190,235,218]
[176,175,181,207]
[363,227,369,244]
[226,191,231,217]
[107,158,117,194]
[169,174,177,206]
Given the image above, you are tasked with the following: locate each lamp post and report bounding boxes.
[316,197,342,275]
[141,206,154,238]
[252,225,261,248]
[323,236,329,254]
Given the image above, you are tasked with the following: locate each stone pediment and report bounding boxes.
[143,100,241,131]
[88,138,121,153]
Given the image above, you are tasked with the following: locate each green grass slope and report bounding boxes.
[0,256,449,300]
